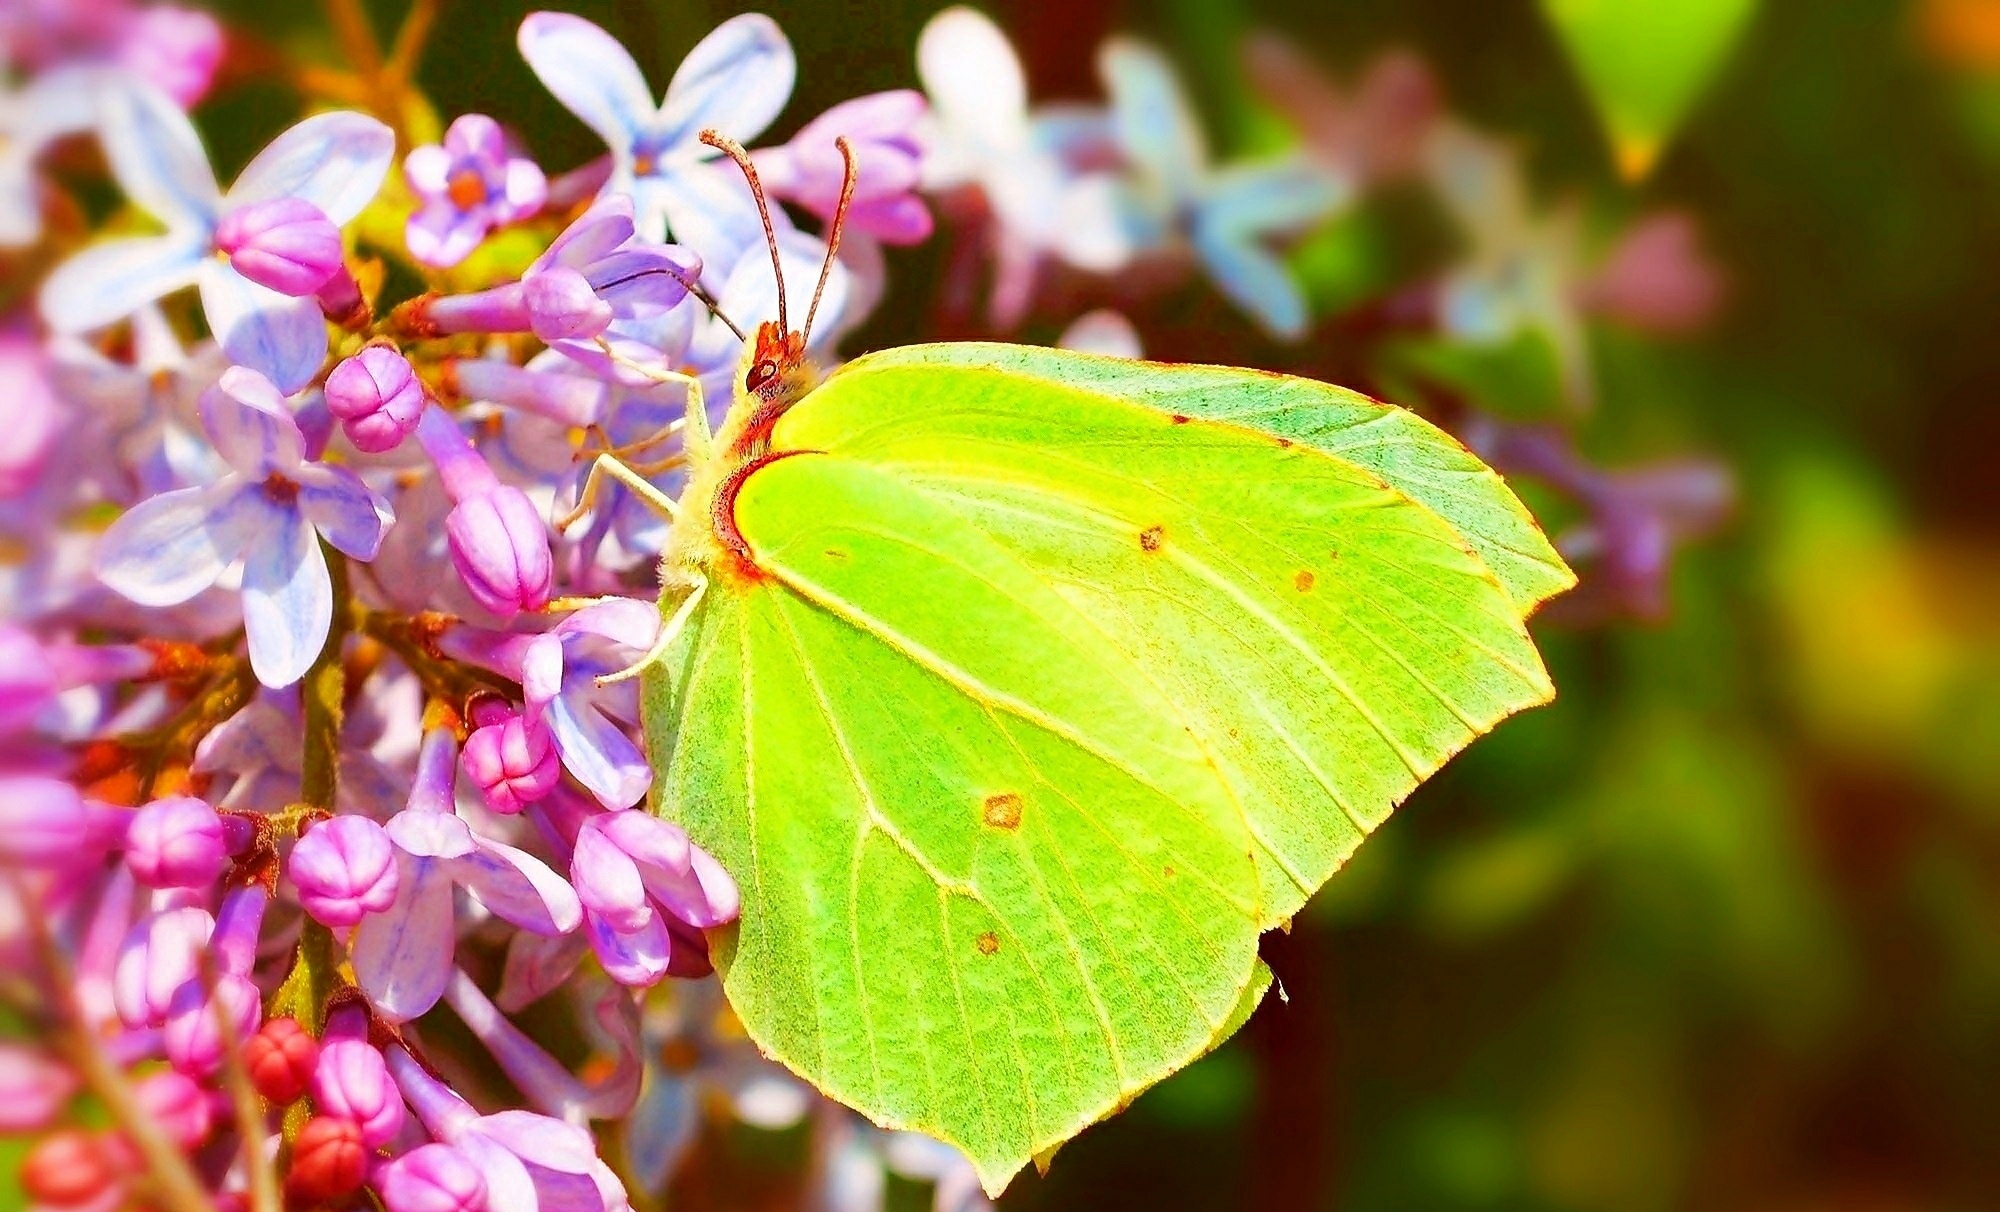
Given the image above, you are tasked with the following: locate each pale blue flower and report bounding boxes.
[1424,121,1594,409]
[1099,38,1346,339]
[92,366,394,687]
[518,9,793,246]
[38,82,393,392]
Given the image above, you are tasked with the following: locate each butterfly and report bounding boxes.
[568,131,1574,1196]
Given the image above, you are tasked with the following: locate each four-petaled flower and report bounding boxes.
[93,366,395,687]
[519,9,793,246]
[406,113,549,268]
[1099,38,1345,340]
[38,81,392,392]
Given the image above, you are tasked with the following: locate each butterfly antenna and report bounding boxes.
[802,136,858,349]
[699,129,786,336]
[595,263,744,341]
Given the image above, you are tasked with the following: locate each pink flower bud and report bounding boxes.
[124,796,228,889]
[131,1070,213,1150]
[327,346,428,453]
[523,266,612,342]
[373,1142,488,1212]
[287,1116,369,1206]
[244,1017,319,1105]
[462,707,560,815]
[161,972,261,1079]
[446,485,553,617]
[291,814,401,927]
[312,1037,406,1148]
[0,777,126,868]
[214,197,345,297]
[0,1044,76,1133]
[113,906,213,1029]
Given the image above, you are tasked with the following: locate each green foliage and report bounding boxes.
[1539,0,1760,178]
[645,347,1570,1191]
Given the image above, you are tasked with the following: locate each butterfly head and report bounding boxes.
[700,128,859,426]
[740,319,815,407]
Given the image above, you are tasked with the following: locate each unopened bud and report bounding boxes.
[214,197,343,296]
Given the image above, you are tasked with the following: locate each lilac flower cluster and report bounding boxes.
[0,4,1728,1209]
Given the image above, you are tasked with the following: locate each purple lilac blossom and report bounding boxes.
[406,113,548,268]
[754,90,934,244]
[92,366,395,687]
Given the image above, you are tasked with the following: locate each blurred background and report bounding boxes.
[51,0,2000,1207]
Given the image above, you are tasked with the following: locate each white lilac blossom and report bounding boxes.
[92,366,395,687]
[519,9,794,247]
[916,6,1131,327]
[39,82,392,391]
[1098,38,1346,339]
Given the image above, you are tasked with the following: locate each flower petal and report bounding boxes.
[497,930,588,1012]
[917,7,1027,156]
[657,14,794,148]
[1100,38,1209,193]
[200,365,304,475]
[556,598,658,652]
[197,262,329,394]
[226,111,394,225]
[1189,222,1310,339]
[351,856,455,1022]
[584,907,670,988]
[240,503,331,687]
[406,202,490,269]
[548,696,650,810]
[295,464,394,560]
[1200,159,1346,238]
[404,143,453,196]
[639,843,739,929]
[517,11,657,155]
[38,235,205,334]
[649,161,766,265]
[94,482,266,606]
[450,839,583,936]
[96,81,220,230]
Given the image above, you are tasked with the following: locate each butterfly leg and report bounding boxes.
[556,454,680,534]
[586,339,713,463]
[596,575,708,686]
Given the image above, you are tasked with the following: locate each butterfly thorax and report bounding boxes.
[665,321,821,585]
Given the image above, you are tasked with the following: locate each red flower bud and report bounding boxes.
[245,1016,319,1105]
[20,1129,126,1208]
[285,1116,368,1206]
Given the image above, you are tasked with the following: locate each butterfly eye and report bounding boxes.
[746,360,779,392]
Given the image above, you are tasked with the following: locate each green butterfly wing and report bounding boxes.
[644,353,1567,1193]
[844,342,1576,616]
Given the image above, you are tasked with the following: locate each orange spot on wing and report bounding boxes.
[1294,570,1315,592]
[1139,525,1164,553]
[982,793,1023,830]
[976,931,1000,955]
